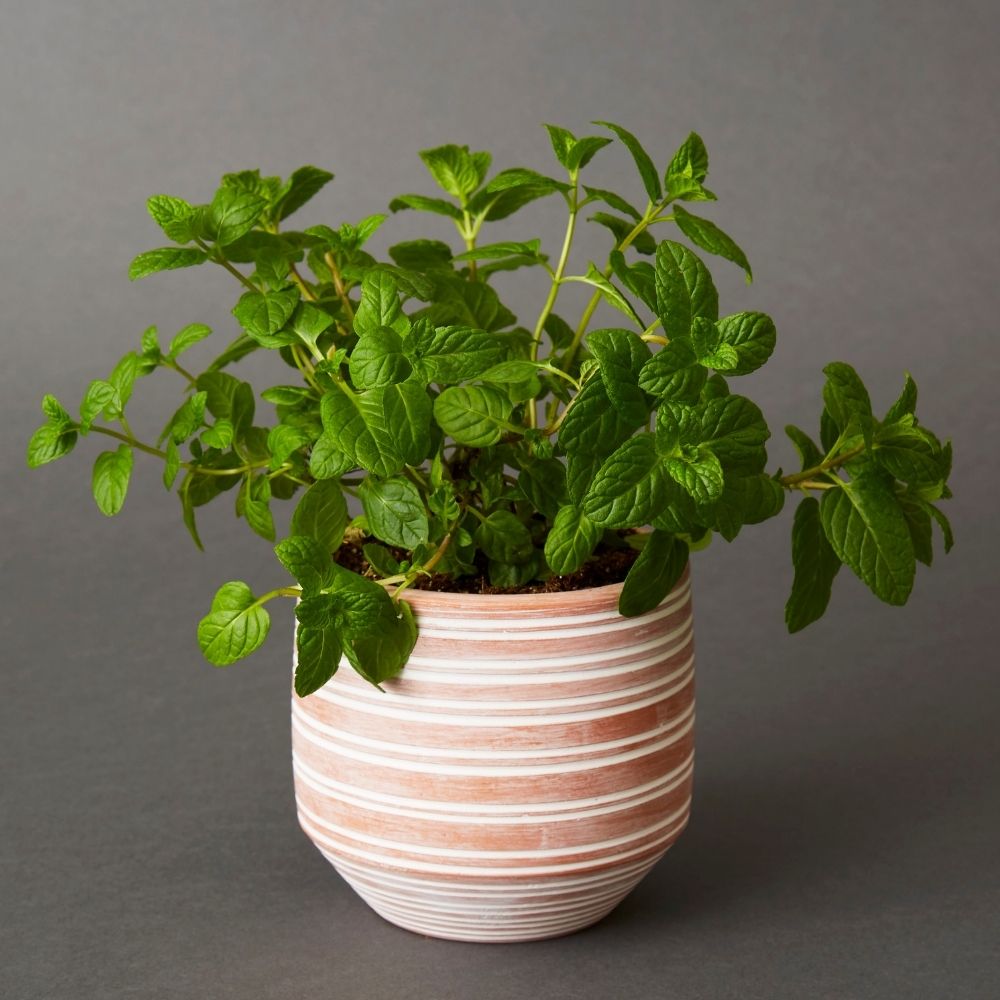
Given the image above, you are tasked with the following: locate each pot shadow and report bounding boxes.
[597,741,977,930]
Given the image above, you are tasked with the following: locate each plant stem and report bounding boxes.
[195,238,259,293]
[560,194,673,371]
[779,444,866,488]
[288,263,318,302]
[324,252,355,322]
[163,359,197,385]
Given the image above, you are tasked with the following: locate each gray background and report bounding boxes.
[2,1,998,997]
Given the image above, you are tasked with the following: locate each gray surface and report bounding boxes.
[2,1,998,997]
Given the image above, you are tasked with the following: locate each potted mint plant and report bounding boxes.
[27,122,954,942]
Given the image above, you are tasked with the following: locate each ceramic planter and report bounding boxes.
[291,567,695,943]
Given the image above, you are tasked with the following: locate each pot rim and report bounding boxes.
[393,564,690,615]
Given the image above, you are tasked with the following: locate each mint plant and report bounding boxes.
[27,123,954,696]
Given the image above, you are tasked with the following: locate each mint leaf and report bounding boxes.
[274,166,334,221]
[638,339,706,403]
[587,328,652,423]
[583,185,642,220]
[433,385,512,447]
[786,497,841,632]
[583,434,669,528]
[897,493,934,567]
[163,439,181,490]
[785,424,823,470]
[714,312,776,375]
[206,188,266,246]
[289,480,348,553]
[419,144,482,200]
[822,362,873,445]
[198,582,270,665]
[665,132,714,201]
[874,423,944,485]
[167,323,212,360]
[698,394,770,474]
[672,205,752,281]
[239,475,276,542]
[474,511,534,564]
[619,530,688,617]
[295,625,342,697]
[388,239,453,271]
[354,271,409,339]
[559,378,646,458]
[654,240,719,339]
[389,194,464,220]
[709,473,785,541]
[570,264,641,326]
[363,543,402,577]
[544,124,577,169]
[232,288,300,346]
[79,379,120,431]
[594,120,662,202]
[26,422,77,468]
[129,247,208,280]
[665,447,725,504]
[201,418,234,451]
[403,321,504,383]
[308,431,355,480]
[147,195,197,243]
[821,476,915,605]
[90,445,133,516]
[350,326,413,390]
[884,373,918,424]
[453,240,542,262]
[544,505,601,574]
[266,424,309,468]
[565,135,612,172]
[360,476,429,549]
[475,168,569,221]
[275,535,335,593]
[343,599,417,686]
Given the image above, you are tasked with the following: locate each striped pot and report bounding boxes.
[291,567,695,943]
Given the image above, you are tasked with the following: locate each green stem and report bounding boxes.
[195,238,259,293]
[163,359,197,385]
[560,194,674,371]
[780,444,866,488]
[460,212,478,281]
[288,263,318,302]
[252,586,302,608]
[324,252,355,322]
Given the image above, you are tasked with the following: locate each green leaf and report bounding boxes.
[343,599,417,686]
[388,194,464,220]
[198,583,270,666]
[419,144,482,199]
[206,334,259,372]
[569,264,641,326]
[108,352,141,409]
[698,394,770,474]
[403,321,504,383]
[708,473,785,541]
[821,476,915,605]
[619,530,688,616]
[714,312,776,375]
[822,362,873,443]
[665,132,714,201]
[544,124,577,169]
[785,424,822,470]
[926,501,954,554]
[363,543,402,577]
[884,373,918,424]
[544,506,601,574]
[163,439,180,490]
[359,476,429,549]
[354,271,409,339]
[201,418,234,450]
[559,378,646,458]
[583,434,669,528]
[583,185,642,220]
[350,326,413,389]
[232,288,300,346]
[206,187,266,246]
[129,247,208,280]
[665,448,725,505]
[638,339,706,403]
[388,239,454,270]
[26,422,77,468]
[672,205,752,281]
[90,445,133,516]
[475,168,569,221]
[588,212,656,254]
[273,166,334,221]
[433,385,512,447]
[239,475,275,541]
[654,240,719,339]
[79,379,120,431]
[195,372,255,432]
[565,135,612,171]
[308,431,355,480]
[162,390,208,445]
[594,120,662,202]
[786,497,841,632]
[874,423,944,485]
[261,385,313,407]
[178,473,204,550]
[474,510,534,564]
[147,195,197,243]
[897,493,934,567]
[587,328,652,422]
[453,239,542,262]
[289,480,349,553]
[167,323,212,360]
[289,302,333,356]
[517,459,568,520]
[275,535,335,593]
[266,424,309,469]
[295,625,343,697]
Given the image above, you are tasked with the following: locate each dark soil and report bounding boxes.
[334,536,639,595]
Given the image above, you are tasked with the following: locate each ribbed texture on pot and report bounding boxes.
[291,567,695,943]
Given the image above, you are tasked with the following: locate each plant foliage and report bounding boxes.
[28,125,955,693]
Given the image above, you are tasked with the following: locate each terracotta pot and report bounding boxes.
[291,567,695,943]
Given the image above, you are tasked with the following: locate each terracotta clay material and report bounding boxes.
[291,566,695,943]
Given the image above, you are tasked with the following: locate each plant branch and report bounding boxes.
[779,444,866,488]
